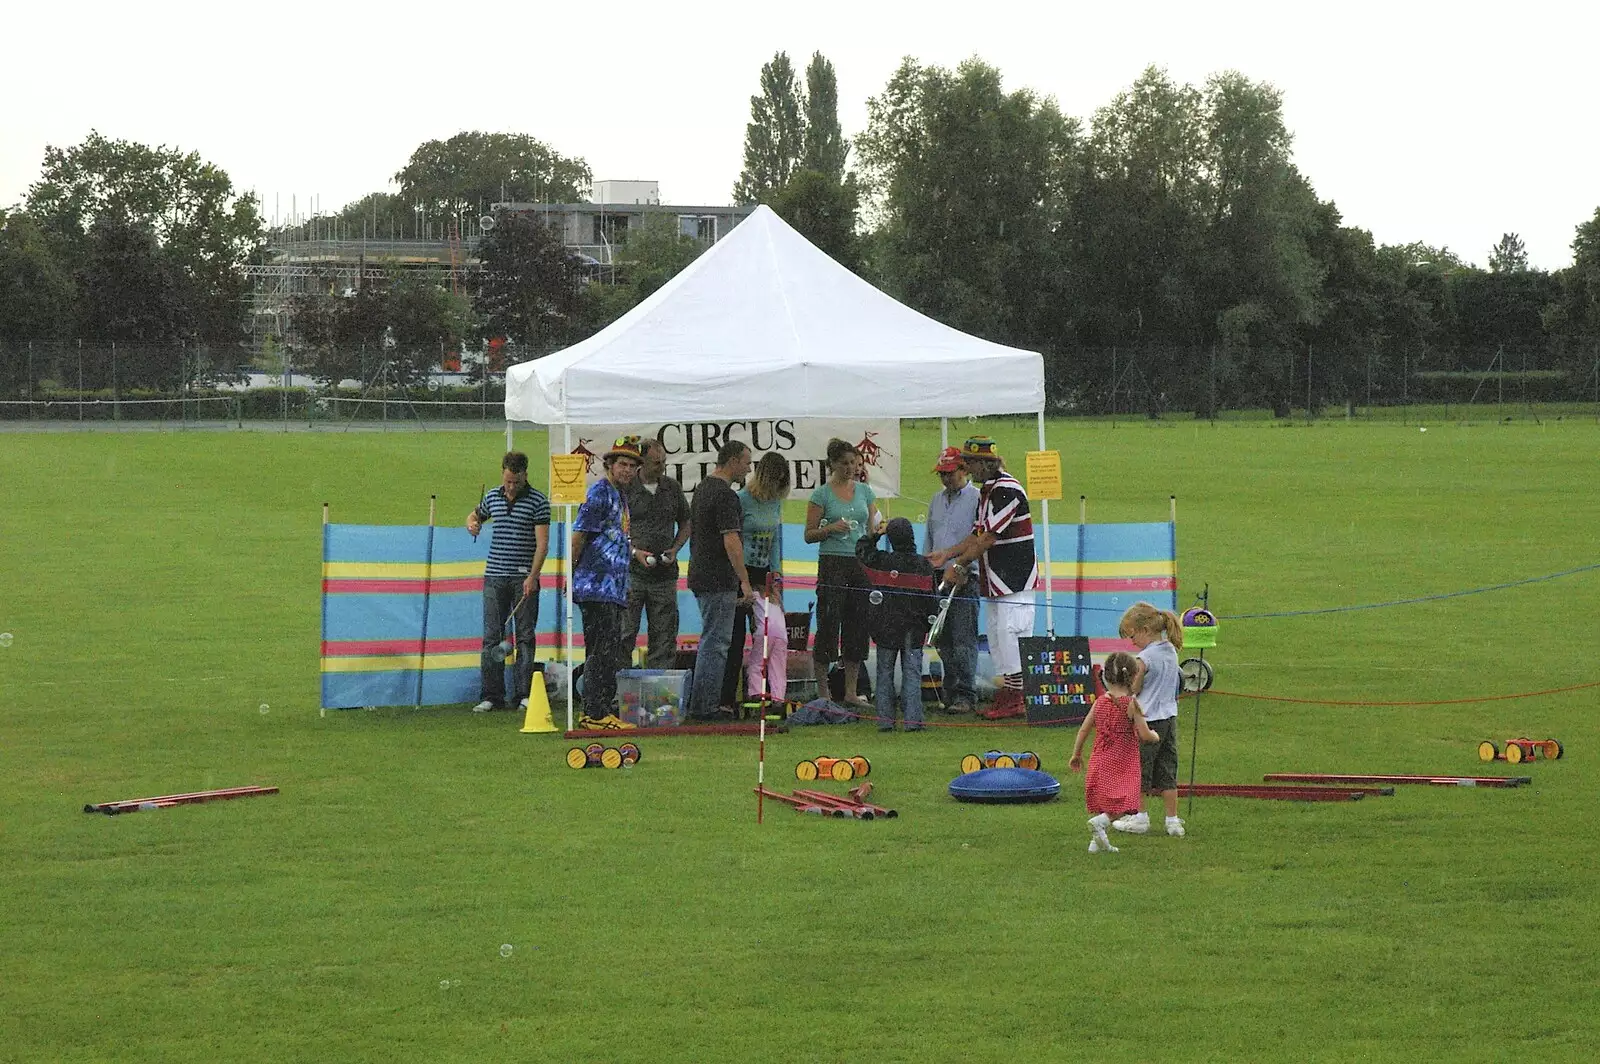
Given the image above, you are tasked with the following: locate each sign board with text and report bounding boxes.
[567,418,900,500]
[1024,450,1062,501]
[548,454,590,505]
[1019,635,1093,726]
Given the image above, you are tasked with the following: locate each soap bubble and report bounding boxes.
[499,944,514,957]
[967,415,978,424]
[847,519,860,533]
[0,632,12,648]
[259,703,270,715]
[868,590,884,606]
[916,513,926,522]
[440,980,451,990]
[927,615,939,625]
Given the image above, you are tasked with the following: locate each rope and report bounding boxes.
[806,558,1600,619]
[803,676,1600,729]
[1218,561,1600,619]
[1203,678,1600,707]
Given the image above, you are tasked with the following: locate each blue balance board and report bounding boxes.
[949,767,1061,803]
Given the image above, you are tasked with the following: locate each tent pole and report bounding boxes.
[563,423,575,731]
[505,420,513,451]
[1037,410,1052,635]
[940,416,948,451]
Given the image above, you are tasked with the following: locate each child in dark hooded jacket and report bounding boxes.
[856,517,937,731]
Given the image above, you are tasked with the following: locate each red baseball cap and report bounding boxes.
[932,446,963,473]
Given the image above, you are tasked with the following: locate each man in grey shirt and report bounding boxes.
[923,446,980,713]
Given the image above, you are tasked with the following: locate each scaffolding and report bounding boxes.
[245,237,482,350]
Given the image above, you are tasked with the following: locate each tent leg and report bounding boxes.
[940,416,948,451]
[505,420,513,451]
[563,424,575,731]
[1037,410,1052,635]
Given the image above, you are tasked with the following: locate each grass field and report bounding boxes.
[2,419,1598,1063]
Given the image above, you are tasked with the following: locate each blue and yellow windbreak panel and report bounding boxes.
[320,523,569,709]
[320,518,1176,707]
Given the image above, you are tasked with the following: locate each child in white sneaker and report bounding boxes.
[1113,602,1187,837]
[1071,652,1161,853]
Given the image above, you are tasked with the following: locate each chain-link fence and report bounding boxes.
[0,341,511,427]
[5,339,1599,426]
[1043,341,1600,422]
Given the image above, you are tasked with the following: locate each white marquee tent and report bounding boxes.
[503,205,1044,424]
[502,205,1055,725]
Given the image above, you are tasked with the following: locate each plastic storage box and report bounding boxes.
[615,669,692,726]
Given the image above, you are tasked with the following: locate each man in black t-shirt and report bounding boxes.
[686,440,753,719]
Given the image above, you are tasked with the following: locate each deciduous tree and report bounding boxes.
[473,210,586,354]
[24,131,261,347]
[0,211,75,344]
[857,58,1079,348]
[1488,232,1529,273]
[733,52,806,205]
[394,132,591,225]
[767,170,859,269]
[802,52,848,181]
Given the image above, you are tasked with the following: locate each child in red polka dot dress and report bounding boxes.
[1069,652,1160,853]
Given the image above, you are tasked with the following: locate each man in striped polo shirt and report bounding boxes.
[928,436,1037,720]
[467,451,550,712]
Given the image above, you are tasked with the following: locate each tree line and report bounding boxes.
[3,60,1598,412]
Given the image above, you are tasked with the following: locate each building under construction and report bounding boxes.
[246,183,754,347]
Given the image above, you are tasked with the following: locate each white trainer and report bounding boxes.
[1166,816,1186,837]
[1111,811,1150,834]
[517,699,529,711]
[1088,814,1119,853]
[471,700,496,713]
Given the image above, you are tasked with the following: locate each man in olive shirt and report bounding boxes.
[619,438,691,669]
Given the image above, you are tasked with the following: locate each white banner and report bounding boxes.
[564,419,900,500]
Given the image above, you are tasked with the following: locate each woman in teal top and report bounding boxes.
[722,453,791,707]
[804,439,880,705]
[739,458,788,573]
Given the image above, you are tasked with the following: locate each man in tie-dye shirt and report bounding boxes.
[572,436,643,722]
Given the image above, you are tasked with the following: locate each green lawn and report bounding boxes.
[2,419,1597,1063]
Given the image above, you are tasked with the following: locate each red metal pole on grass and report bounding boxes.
[85,786,279,815]
[1176,784,1377,801]
[753,787,834,816]
[756,572,773,825]
[793,789,875,819]
[793,788,898,819]
[1264,773,1530,788]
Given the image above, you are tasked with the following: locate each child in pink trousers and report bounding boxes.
[1069,652,1160,853]
[746,574,789,703]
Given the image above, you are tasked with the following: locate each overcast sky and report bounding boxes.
[3,1,1593,269]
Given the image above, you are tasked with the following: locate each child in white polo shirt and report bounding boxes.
[1112,601,1187,838]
